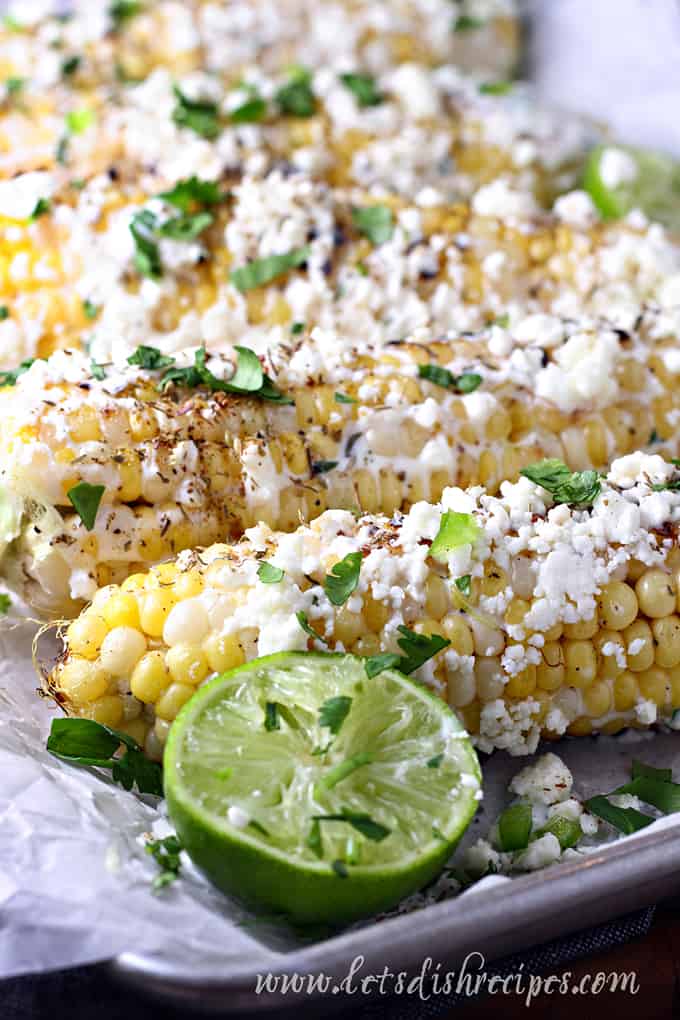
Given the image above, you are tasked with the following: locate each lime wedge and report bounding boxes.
[583,143,680,230]
[164,652,481,925]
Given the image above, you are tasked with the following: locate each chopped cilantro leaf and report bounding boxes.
[83,299,99,320]
[30,197,50,220]
[276,69,316,117]
[66,108,94,134]
[109,2,143,28]
[61,55,81,76]
[0,593,11,613]
[351,204,394,245]
[296,610,328,645]
[229,246,310,292]
[323,551,362,606]
[427,753,444,769]
[318,695,352,735]
[158,210,213,241]
[339,72,383,107]
[264,701,280,732]
[90,360,106,381]
[334,391,357,404]
[479,81,513,96]
[129,209,162,279]
[455,574,472,597]
[0,305,9,321]
[311,459,338,475]
[453,14,485,31]
[257,561,284,584]
[230,96,267,123]
[418,363,482,393]
[159,176,223,211]
[67,482,105,531]
[127,345,175,371]
[146,834,183,891]
[172,85,220,139]
[0,358,36,387]
[520,459,601,507]
[313,810,391,842]
[47,717,162,795]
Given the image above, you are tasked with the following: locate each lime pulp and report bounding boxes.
[164,652,481,925]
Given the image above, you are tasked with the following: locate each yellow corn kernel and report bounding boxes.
[121,572,148,593]
[117,717,148,745]
[99,626,147,676]
[58,658,109,707]
[505,663,537,698]
[155,682,194,721]
[424,574,449,619]
[139,588,176,637]
[137,508,165,561]
[564,639,597,688]
[166,642,210,686]
[154,717,171,745]
[623,619,655,671]
[414,618,447,640]
[504,597,530,629]
[83,694,124,727]
[66,613,109,661]
[101,591,141,629]
[478,564,510,599]
[174,569,205,601]
[447,667,476,708]
[441,614,474,655]
[459,700,481,734]
[203,632,245,673]
[363,595,389,632]
[151,562,179,586]
[638,667,670,707]
[68,404,102,443]
[652,614,680,668]
[598,580,639,631]
[567,718,592,737]
[355,633,382,657]
[669,666,680,708]
[130,650,170,703]
[474,658,504,701]
[635,569,676,618]
[613,670,639,711]
[536,651,565,692]
[563,614,598,640]
[116,454,142,502]
[582,681,612,719]
[593,630,626,678]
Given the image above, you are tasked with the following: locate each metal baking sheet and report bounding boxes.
[111,731,680,1012]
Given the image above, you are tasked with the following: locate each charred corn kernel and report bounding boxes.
[155,682,195,721]
[58,658,108,707]
[139,588,176,637]
[101,591,140,629]
[66,613,108,660]
[635,569,676,618]
[99,626,147,676]
[623,619,655,671]
[614,671,639,711]
[564,639,597,688]
[83,694,124,727]
[652,615,680,668]
[638,667,670,707]
[166,643,210,686]
[203,632,245,673]
[130,651,170,703]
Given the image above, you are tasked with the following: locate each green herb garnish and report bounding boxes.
[296,610,328,645]
[351,204,394,245]
[30,197,51,220]
[229,246,310,292]
[127,344,175,371]
[83,299,99,320]
[0,305,9,320]
[109,1,143,26]
[365,625,450,678]
[0,593,11,613]
[90,360,106,381]
[453,15,484,31]
[479,81,513,96]
[257,561,284,584]
[160,176,223,211]
[340,72,383,108]
[61,55,81,76]
[323,552,362,606]
[417,363,482,393]
[312,810,390,842]
[334,391,357,404]
[66,108,94,134]
[67,482,105,531]
[172,84,220,139]
[520,459,602,508]
[129,209,162,279]
[47,717,163,795]
[0,358,36,387]
[455,575,472,597]
[146,834,183,891]
[230,95,267,124]
[318,695,352,736]
[264,701,280,732]
[276,68,316,117]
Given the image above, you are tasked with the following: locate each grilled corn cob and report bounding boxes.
[1,161,674,370]
[4,302,680,617]
[46,450,680,758]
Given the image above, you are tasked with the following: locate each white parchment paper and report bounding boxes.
[3,0,680,984]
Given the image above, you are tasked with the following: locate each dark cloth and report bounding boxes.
[0,906,655,1019]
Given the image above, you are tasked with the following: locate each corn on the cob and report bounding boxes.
[2,157,675,371]
[4,299,680,618]
[46,450,680,758]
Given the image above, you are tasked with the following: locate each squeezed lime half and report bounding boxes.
[164,652,481,925]
[583,143,680,230]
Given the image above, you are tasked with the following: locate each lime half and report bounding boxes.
[583,143,680,230]
[164,652,481,925]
